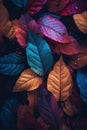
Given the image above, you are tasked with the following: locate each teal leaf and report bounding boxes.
[11,0,28,7]
[76,69,87,104]
[26,31,53,76]
[0,53,25,75]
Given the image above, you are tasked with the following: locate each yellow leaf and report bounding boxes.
[47,56,73,101]
[13,69,43,92]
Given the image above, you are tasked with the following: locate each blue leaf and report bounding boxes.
[38,86,63,129]
[26,31,53,76]
[11,0,28,7]
[0,53,25,75]
[0,97,20,130]
[76,69,87,104]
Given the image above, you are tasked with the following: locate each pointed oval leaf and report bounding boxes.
[46,0,69,13]
[47,36,82,55]
[38,86,63,128]
[19,13,39,33]
[76,69,87,103]
[69,52,87,69]
[27,0,47,15]
[47,56,73,101]
[17,13,40,47]
[73,11,87,34]
[38,15,70,43]
[0,53,24,75]
[13,69,43,92]
[26,30,53,76]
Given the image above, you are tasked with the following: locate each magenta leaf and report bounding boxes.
[38,15,70,43]
[38,86,63,129]
[27,0,47,15]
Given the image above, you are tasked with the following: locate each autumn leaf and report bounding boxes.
[73,11,87,34]
[46,0,69,13]
[0,3,9,34]
[69,52,87,69]
[47,56,73,101]
[13,69,43,92]
[47,36,82,55]
[38,15,70,43]
[27,0,47,15]
[16,13,40,47]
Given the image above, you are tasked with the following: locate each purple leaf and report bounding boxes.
[38,86,63,129]
[16,13,40,47]
[38,15,70,43]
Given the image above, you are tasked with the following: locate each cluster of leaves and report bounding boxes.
[0,0,87,130]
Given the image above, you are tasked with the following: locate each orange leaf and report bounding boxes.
[73,11,87,34]
[47,56,73,101]
[69,52,87,69]
[13,69,43,92]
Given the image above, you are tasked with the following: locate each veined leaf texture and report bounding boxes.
[47,56,73,101]
[26,30,53,76]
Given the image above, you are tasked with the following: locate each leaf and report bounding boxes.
[0,97,20,130]
[26,30,53,76]
[73,11,87,34]
[17,105,42,130]
[27,89,39,114]
[46,0,69,13]
[17,13,40,47]
[13,68,43,92]
[38,86,63,129]
[11,0,28,7]
[76,69,87,103]
[27,0,47,15]
[47,36,82,55]
[0,3,9,33]
[5,19,20,40]
[69,52,87,69]
[38,15,70,43]
[0,53,24,75]
[47,56,73,101]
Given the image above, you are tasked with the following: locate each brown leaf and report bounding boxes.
[69,52,87,69]
[0,3,9,33]
[47,56,73,101]
[46,0,69,13]
[59,122,70,130]
[73,11,87,34]
[61,98,79,116]
[13,69,43,92]
[27,89,39,114]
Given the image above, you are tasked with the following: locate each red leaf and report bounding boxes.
[38,15,70,43]
[15,26,27,48]
[46,0,69,13]
[17,105,41,130]
[47,36,82,55]
[27,0,47,15]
